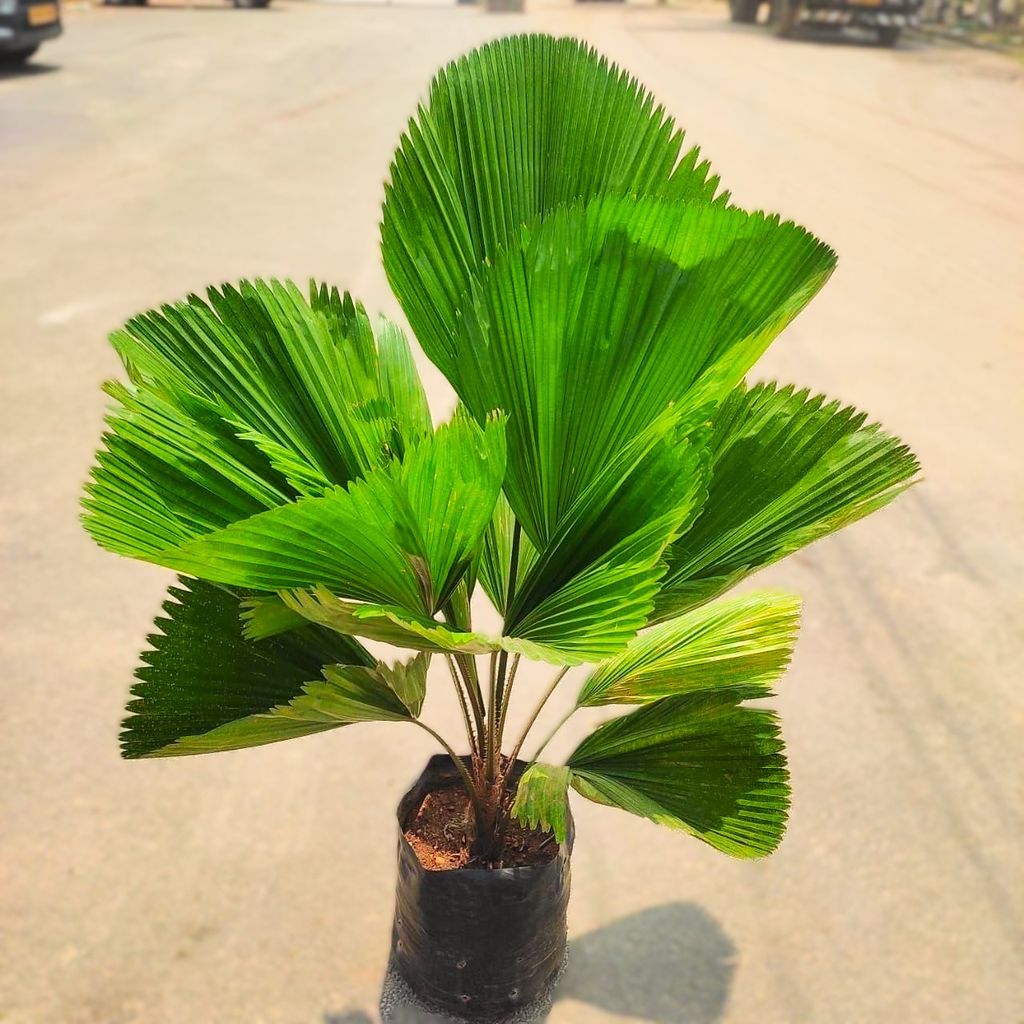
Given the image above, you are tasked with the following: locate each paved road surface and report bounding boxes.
[2,2,1022,1021]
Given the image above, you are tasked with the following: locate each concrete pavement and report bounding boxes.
[1,2,1022,1021]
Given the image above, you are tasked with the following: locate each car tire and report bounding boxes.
[877,25,901,45]
[0,45,39,65]
[233,0,271,7]
[729,0,761,22]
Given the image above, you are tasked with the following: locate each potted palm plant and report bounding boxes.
[81,32,918,1022]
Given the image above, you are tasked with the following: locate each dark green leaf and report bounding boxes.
[568,691,789,857]
[121,577,373,759]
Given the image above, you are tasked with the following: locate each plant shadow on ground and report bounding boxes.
[325,901,734,1024]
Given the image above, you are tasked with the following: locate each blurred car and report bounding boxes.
[103,0,270,6]
[729,0,922,45]
[0,0,61,65]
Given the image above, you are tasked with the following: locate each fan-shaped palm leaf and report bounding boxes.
[381,33,726,382]
[577,589,800,707]
[84,280,432,560]
[657,382,921,618]
[121,577,377,758]
[145,414,506,616]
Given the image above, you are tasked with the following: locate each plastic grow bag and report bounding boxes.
[391,754,573,1019]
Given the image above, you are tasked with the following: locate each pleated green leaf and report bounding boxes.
[147,414,506,615]
[657,383,921,618]
[382,32,726,384]
[83,279,433,560]
[454,199,834,548]
[121,577,374,759]
[240,594,310,640]
[510,763,572,844]
[271,656,429,727]
[83,382,293,558]
[568,690,790,857]
[501,407,710,663]
[376,654,430,717]
[279,586,598,667]
[577,590,801,707]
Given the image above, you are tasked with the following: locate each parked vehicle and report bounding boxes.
[0,0,61,65]
[103,0,270,7]
[729,0,922,45]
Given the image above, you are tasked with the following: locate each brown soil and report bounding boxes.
[403,783,560,871]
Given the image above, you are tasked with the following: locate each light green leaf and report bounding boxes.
[511,763,571,844]
[271,660,421,726]
[377,653,430,717]
[121,577,373,759]
[146,414,507,615]
[82,382,293,558]
[375,315,433,447]
[657,382,921,617]
[84,280,435,559]
[282,586,500,655]
[568,691,789,857]
[281,586,597,667]
[577,590,801,707]
[240,594,309,640]
[382,32,726,385]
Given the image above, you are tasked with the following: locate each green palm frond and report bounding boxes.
[657,382,921,617]
[279,586,500,655]
[451,199,832,549]
[121,577,375,758]
[567,690,789,857]
[382,32,726,383]
[140,414,505,615]
[84,279,431,560]
[502,407,710,662]
[476,494,538,616]
[577,590,801,707]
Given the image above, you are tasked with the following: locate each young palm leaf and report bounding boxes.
[138,414,506,616]
[576,589,801,707]
[513,689,789,858]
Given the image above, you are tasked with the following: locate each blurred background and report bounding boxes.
[1,0,1022,1021]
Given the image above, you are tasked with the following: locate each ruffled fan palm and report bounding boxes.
[82,34,918,859]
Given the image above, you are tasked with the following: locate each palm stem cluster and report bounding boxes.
[81,34,918,860]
